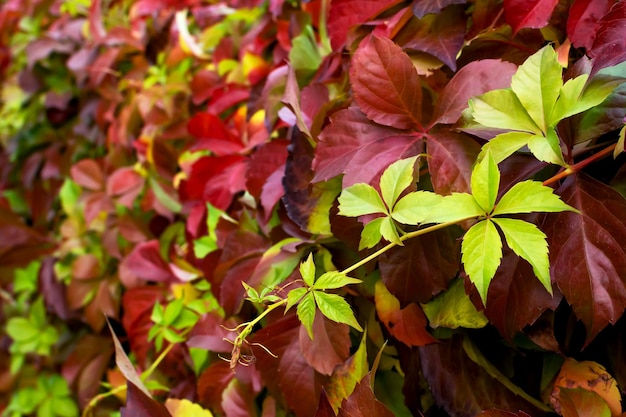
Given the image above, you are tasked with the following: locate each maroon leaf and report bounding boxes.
[427,129,481,195]
[328,0,403,49]
[566,0,613,50]
[379,229,459,306]
[187,313,240,353]
[503,0,559,34]
[476,411,532,417]
[350,36,424,130]
[252,313,327,417]
[313,107,423,187]
[71,159,104,190]
[106,167,144,206]
[589,2,626,75]
[431,59,518,125]
[197,361,235,411]
[299,311,351,376]
[187,112,241,155]
[546,174,626,343]
[337,374,394,417]
[246,140,289,200]
[395,5,467,71]
[0,206,54,268]
[412,0,468,19]
[121,381,172,417]
[122,240,176,283]
[315,391,336,417]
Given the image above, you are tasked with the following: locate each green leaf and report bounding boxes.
[313,291,363,332]
[461,219,502,304]
[359,217,384,250]
[421,278,488,329]
[380,156,418,210]
[193,236,218,258]
[299,253,316,287]
[511,45,563,132]
[421,193,485,224]
[6,318,38,341]
[492,218,552,295]
[469,89,540,134]
[493,180,578,216]
[286,287,308,312]
[527,128,566,166]
[379,216,402,245]
[550,74,588,123]
[478,131,534,164]
[338,183,387,217]
[162,299,184,326]
[150,302,164,324]
[313,271,362,290]
[471,151,500,212]
[13,261,41,295]
[289,25,322,82]
[391,191,442,224]
[51,397,79,417]
[325,331,368,413]
[552,74,622,123]
[297,292,317,339]
[162,327,186,344]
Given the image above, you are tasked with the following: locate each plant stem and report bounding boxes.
[543,143,617,186]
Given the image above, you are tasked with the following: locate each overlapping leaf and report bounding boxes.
[503,0,559,34]
[589,2,626,75]
[566,0,612,50]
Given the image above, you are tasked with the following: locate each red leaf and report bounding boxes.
[197,361,235,411]
[431,59,518,125]
[412,0,468,19]
[251,314,327,417]
[546,174,626,343]
[589,2,626,75]
[350,36,424,130]
[328,0,403,49]
[337,375,394,417]
[313,108,422,186]
[375,280,437,346]
[427,130,481,195]
[121,381,172,417]
[566,0,613,50]
[188,112,242,155]
[379,230,459,306]
[122,240,176,283]
[106,167,144,203]
[299,311,351,376]
[187,313,239,353]
[315,391,336,417]
[121,286,165,364]
[395,5,467,71]
[71,159,104,190]
[476,411,532,417]
[503,0,559,34]
[246,140,289,200]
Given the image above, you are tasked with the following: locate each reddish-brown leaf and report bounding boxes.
[589,1,626,75]
[476,411,532,417]
[395,5,467,71]
[120,381,172,417]
[336,374,394,417]
[503,0,559,34]
[299,311,351,376]
[71,159,104,190]
[379,229,459,306]
[431,59,518,125]
[315,391,336,417]
[566,0,613,50]
[412,0,468,18]
[546,174,626,343]
[197,361,236,411]
[187,313,239,353]
[246,140,289,200]
[313,108,422,187]
[350,36,424,130]
[106,167,144,205]
[427,129,481,195]
[122,240,176,283]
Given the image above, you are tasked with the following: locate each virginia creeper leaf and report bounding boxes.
[286,288,308,312]
[493,180,577,216]
[391,191,443,224]
[462,219,502,304]
[350,36,423,130]
[589,2,626,75]
[121,381,172,417]
[491,218,552,294]
[471,151,500,212]
[412,0,467,18]
[300,254,316,287]
[298,292,317,339]
[526,129,566,166]
[325,332,368,413]
[550,75,589,123]
[336,374,394,417]
[566,0,613,50]
[503,0,559,34]
[427,129,481,195]
[422,277,488,329]
[380,156,417,210]
[313,271,362,291]
[556,388,612,417]
[313,292,363,332]
[359,218,384,250]
[379,215,402,245]
[510,45,562,132]
[469,89,541,134]
[338,184,387,217]
[421,193,485,224]
[299,311,351,376]
[289,25,322,82]
[107,320,151,398]
[479,132,534,164]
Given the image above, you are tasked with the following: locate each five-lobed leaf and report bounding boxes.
[461,219,502,304]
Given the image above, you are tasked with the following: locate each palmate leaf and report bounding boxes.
[338,183,388,217]
[380,156,418,210]
[461,219,502,304]
[493,180,578,216]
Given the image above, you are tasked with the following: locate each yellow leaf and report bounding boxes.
[165,398,214,417]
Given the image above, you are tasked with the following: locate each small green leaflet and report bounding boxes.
[380,156,418,210]
[422,278,488,329]
[461,219,502,304]
[299,253,316,286]
[297,292,317,339]
[471,151,499,212]
[313,292,363,332]
[337,183,387,217]
[313,271,362,290]
[493,180,579,216]
[391,191,442,224]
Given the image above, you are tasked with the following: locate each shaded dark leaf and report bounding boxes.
[412,0,467,19]
[122,240,176,283]
[299,311,351,376]
[503,0,559,34]
[120,381,172,417]
[315,391,336,417]
[566,0,613,50]
[337,374,394,417]
[589,2,626,75]
[427,129,481,195]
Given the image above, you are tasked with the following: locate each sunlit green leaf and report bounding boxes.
[338,183,387,217]
[527,128,566,166]
[471,151,500,212]
[299,253,316,287]
[379,216,402,245]
[478,131,534,164]
[461,219,502,304]
[163,299,184,326]
[297,292,317,339]
[359,217,384,250]
[313,291,363,332]
[391,191,442,224]
[380,156,418,210]
[313,271,362,290]
[552,74,622,124]
[286,287,308,312]
[422,278,488,329]
[493,180,578,216]
[421,193,485,224]
[492,218,552,294]
[289,25,322,82]
[469,89,540,134]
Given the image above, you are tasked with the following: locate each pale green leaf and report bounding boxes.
[289,25,322,81]
[313,271,362,290]
[461,219,502,304]
[380,156,418,210]
[511,45,563,132]
[308,177,341,235]
[492,218,552,295]
[615,125,626,158]
[379,216,402,245]
[297,292,317,339]
[286,287,308,312]
[527,128,566,166]
[421,193,485,224]
[471,151,500,212]
[391,191,442,224]
[421,278,488,329]
[549,74,588,123]
[552,74,622,123]
[359,217,384,250]
[313,291,363,332]
[338,183,387,217]
[469,89,541,134]
[299,254,316,287]
[493,180,578,216]
[478,131,534,164]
